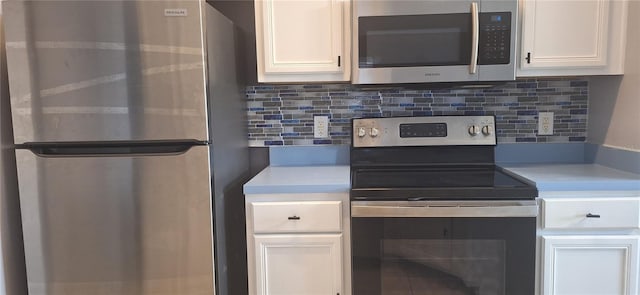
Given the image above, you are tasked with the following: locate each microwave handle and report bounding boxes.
[470,2,479,74]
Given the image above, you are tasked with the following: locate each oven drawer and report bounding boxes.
[251,201,342,233]
[542,198,640,230]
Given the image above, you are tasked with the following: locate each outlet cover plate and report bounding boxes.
[314,115,329,138]
[538,112,554,135]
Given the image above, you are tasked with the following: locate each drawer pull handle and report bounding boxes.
[288,216,301,220]
[586,213,601,218]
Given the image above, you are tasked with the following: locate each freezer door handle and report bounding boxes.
[20,140,204,157]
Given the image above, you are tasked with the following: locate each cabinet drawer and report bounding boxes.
[251,201,342,233]
[543,198,640,230]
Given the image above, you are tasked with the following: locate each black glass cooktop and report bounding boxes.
[350,165,537,201]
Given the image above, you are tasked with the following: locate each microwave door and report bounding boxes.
[353,0,518,84]
[353,0,481,84]
[15,145,214,295]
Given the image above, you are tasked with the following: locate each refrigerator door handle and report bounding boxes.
[21,141,204,157]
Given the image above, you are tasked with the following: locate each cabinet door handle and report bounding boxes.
[288,216,301,220]
[526,52,531,64]
[586,213,601,218]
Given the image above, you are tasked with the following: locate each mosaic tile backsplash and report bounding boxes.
[246,78,588,146]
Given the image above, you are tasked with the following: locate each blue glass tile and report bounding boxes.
[263,114,283,120]
[264,140,284,145]
[329,132,350,136]
[281,119,301,124]
[246,78,589,146]
[313,139,333,144]
[515,137,536,142]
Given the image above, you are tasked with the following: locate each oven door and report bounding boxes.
[351,201,537,295]
[353,0,517,84]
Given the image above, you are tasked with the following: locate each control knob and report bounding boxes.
[370,127,380,137]
[357,127,366,138]
[482,125,493,136]
[468,125,481,136]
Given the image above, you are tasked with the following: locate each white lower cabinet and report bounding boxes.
[246,193,351,295]
[539,196,640,295]
[254,234,343,295]
[542,235,639,295]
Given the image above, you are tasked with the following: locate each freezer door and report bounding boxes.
[15,145,214,295]
[3,1,209,143]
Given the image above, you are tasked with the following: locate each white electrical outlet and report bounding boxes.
[314,115,329,138]
[538,112,554,135]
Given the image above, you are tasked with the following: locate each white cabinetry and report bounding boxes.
[254,234,343,295]
[518,0,628,76]
[539,196,640,295]
[542,236,639,295]
[246,193,351,295]
[254,0,351,83]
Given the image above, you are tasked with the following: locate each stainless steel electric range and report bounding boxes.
[350,116,538,295]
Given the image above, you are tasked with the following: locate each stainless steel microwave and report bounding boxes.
[352,0,518,84]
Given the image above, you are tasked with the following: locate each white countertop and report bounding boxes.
[243,165,350,194]
[502,164,640,192]
[243,164,640,195]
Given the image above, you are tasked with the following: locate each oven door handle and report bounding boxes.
[470,2,479,74]
[351,201,538,218]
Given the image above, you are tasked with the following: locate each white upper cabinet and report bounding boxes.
[255,0,351,83]
[518,0,628,76]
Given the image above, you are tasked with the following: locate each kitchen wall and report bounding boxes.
[209,0,257,85]
[246,78,589,146]
[588,0,640,151]
[0,8,28,295]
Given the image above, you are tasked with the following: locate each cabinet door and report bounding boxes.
[521,0,610,69]
[255,0,350,82]
[254,234,343,295]
[542,236,639,295]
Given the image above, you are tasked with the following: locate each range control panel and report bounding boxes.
[352,116,496,147]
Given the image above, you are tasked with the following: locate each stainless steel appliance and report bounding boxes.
[352,0,518,84]
[350,116,538,295]
[2,1,247,294]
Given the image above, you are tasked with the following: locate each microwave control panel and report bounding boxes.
[478,12,511,65]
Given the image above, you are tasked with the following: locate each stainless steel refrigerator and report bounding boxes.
[2,1,248,294]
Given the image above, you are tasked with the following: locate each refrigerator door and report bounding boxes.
[3,1,208,144]
[15,145,214,295]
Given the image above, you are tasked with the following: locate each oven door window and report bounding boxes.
[358,14,472,68]
[351,217,535,295]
